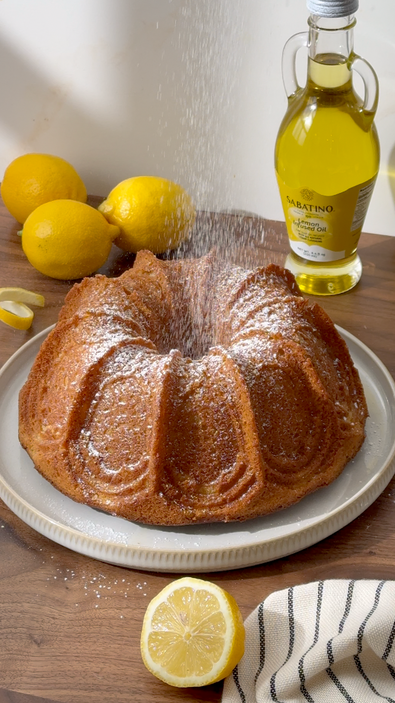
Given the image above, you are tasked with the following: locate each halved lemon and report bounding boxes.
[140,576,245,688]
[0,287,45,330]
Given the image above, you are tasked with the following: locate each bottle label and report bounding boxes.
[276,174,377,262]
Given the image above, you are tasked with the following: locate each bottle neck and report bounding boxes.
[307,14,355,88]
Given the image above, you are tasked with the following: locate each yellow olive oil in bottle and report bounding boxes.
[275,0,380,295]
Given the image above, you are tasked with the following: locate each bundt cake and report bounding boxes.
[19,249,368,525]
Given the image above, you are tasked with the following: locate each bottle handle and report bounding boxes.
[350,55,379,114]
[281,31,308,98]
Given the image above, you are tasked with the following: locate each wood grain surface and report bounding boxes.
[1,197,395,703]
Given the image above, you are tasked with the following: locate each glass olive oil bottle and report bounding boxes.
[275,0,380,295]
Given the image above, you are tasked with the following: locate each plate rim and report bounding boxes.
[1,324,395,572]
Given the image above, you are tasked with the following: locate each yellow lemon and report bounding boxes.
[140,577,245,688]
[1,153,87,223]
[98,176,196,254]
[21,200,119,280]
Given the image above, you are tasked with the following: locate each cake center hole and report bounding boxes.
[168,308,214,360]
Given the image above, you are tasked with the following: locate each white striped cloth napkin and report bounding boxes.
[222,580,395,703]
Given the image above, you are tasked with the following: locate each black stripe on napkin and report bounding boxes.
[326,668,356,703]
[325,580,356,701]
[327,579,355,666]
[383,619,395,683]
[353,655,395,703]
[298,580,324,702]
[338,580,355,633]
[383,618,395,661]
[254,601,265,683]
[232,665,246,703]
[269,587,295,701]
[387,663,395,683]
[353,581,395,703]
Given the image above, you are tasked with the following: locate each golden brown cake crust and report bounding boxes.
[19,250,368,525]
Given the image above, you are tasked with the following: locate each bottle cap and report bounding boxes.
[306,0,359,16]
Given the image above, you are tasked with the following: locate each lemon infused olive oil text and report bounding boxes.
[275,0,379,295]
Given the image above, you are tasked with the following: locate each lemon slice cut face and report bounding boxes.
[140,577,245,688]
[0,287,45,329]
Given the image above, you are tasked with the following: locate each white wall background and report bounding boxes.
[0,0,394,235]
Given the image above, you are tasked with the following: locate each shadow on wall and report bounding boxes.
[0,1,180,196]
[0,0,250,210]
[0,33,89,168]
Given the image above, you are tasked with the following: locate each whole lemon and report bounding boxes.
[98,176,196,254]
[21,199,120,280]
[1,153,87,223]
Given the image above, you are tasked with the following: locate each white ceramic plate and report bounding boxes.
[1,326,395,573]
